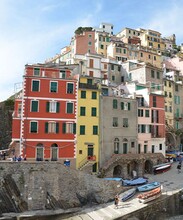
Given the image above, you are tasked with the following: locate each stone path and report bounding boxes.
[64,162,183,220]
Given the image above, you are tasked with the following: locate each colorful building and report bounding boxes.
[11,63,78,167]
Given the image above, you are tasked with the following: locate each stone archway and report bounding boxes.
[113,165,122,177]
[166,132,176,150]
[144,160,153,174]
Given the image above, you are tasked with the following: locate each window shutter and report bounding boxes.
[46,102,49,112]
[128,103,131,110]
[62,123,66,133]
[56,102,60,113]
[73,123,76,134]
[121,102,124,110]
[56,123,59,133]
[45,122,48,133]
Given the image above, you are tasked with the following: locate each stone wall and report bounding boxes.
[0,162,124,214]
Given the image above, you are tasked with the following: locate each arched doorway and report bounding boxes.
[144,160,153,174]
[113,165,122,177]
[36,143,44,161]
[165,132,176,150]
[51,143,58,161]
[130,161,138,177]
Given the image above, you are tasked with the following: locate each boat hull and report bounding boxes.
[138,191,161,203]
[137,181,160,192]
[121,188,136,202]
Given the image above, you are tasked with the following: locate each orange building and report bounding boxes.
[11,63,78,167]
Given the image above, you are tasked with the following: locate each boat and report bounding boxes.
[153,163,171,174]
[120,188,137,202]
[138,190,162,204]
[122,177,148,186]
[137,181,160,192]
[104,177,122,182]
[137,186,161,199]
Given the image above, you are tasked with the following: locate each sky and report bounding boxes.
[0,0,183,102]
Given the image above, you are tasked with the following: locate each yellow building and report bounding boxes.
[138,28,166,53]
[76,76,100,173]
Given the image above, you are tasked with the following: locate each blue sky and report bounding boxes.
[1,0,183,101]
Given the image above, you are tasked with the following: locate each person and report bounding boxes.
[114,194,119,209]
[177,163,181,174]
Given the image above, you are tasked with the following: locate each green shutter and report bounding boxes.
[32,81,39,91]
[46,102,49,112]
[32,101,38,112]
[92,92,97,99]
[56,123,59,133]
[67,103,73,113]
[128,103,130,110]
[62,123,66,133]
[45,122,48,133]
[56,102,60,113]
[92,107,96,116]
[73,123,76,134]
[67,83,73,93]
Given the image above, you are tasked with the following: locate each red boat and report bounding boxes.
[153,163,172,174]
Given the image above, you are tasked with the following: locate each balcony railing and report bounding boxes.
[79,83,98,90]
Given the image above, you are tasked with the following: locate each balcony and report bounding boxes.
[79,83,98,90]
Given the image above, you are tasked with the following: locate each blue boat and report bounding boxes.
[137,181,160,192]
[104,177,122,182]
[122,177,148,186]
[121,188,136,202]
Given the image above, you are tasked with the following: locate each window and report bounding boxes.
[88,34,92,38]
[123,118,128,127]
[175,84,179,92]
[88,42,92,46]
[113,99,118,109]
[153,96,156,107]
[100,44,104,49]
[131,142,135,148]
[80,107,86,116]
[79,150,82,154]
[144,145,147,153]
[151,70,155,78]
[164,91,167,97]
[67,83,74,94]
[87,79,92,85]
[169,92,172,98]
[159,144,162,150]
[113,117,118,127]
[89,59,94,68]
[140,52,143,57]
[31,100,38,112]
[145,110,149,117]
[81,91,86,98]
[60,70,66,79]
[91,107,97,116]
[121,102,129,110]
[114,138,119,154]
[80,125,85,135]
[148,55,151,59]
[62,122,76,134]
[93,126,98,135]
[92,92,97,99]
[154,56,156,61]
[164,81,167,86]
[46,101,60,113]
[138,109,143,117]
[111,64,114,70]
[45,122,59,133]
[50,81,58,93]
[157,72,160,79]
[30,121,38,133]
[112,75,115,81]
[32,80,40,92]
[66,102,74,113]
[169,81,171,87]
[34,68,40,76]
